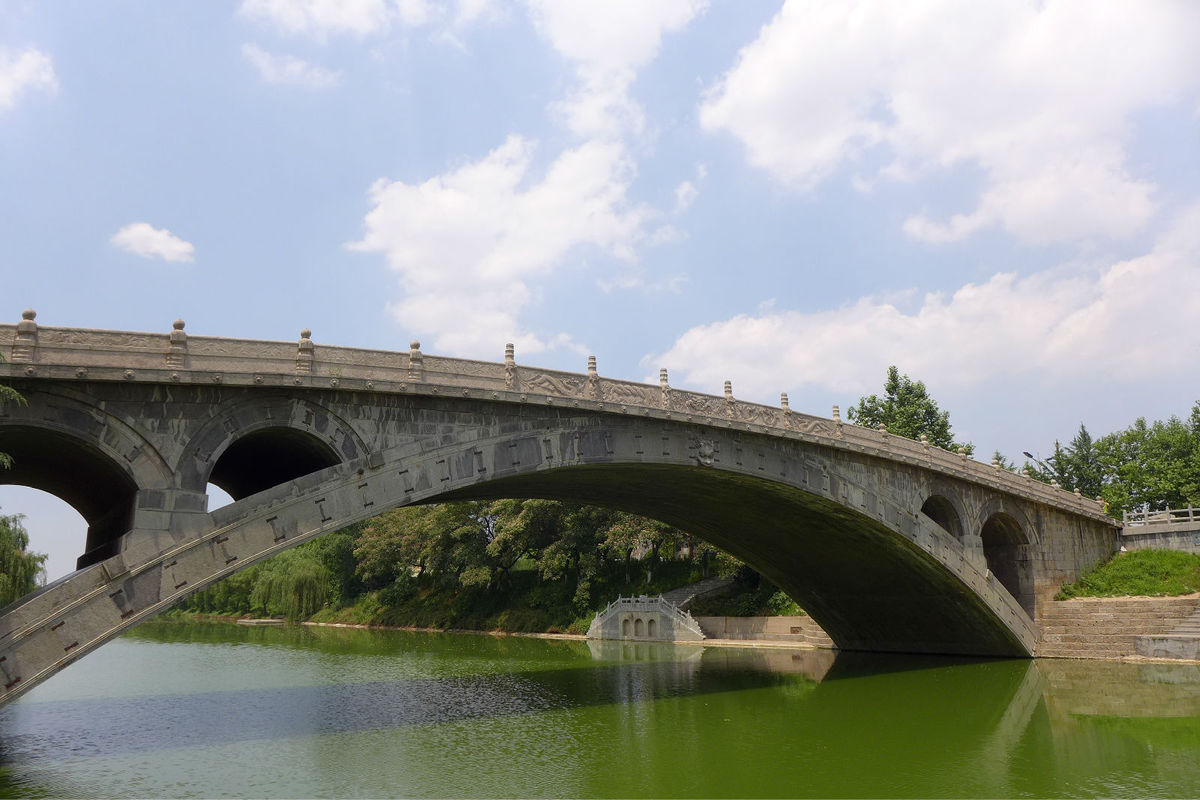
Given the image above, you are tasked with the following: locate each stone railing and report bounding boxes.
[0,311,1116,524]
[587,595,706,642]
[1123,506,1200,530]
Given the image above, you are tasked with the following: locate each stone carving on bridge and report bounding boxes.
[659,368,671,409]
[692,437,717,467]
[787,413,833,437]
[167,320,188,369]
[587,356,601,399]
[600,380,657,408]
[523,370,586,398]
[504,343,516,390]
[295,329,313,373]
[12,310,36,364]
[408,341,423,382]
[678,392,721,419]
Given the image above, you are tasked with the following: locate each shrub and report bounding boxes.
[1057,549,1200,598]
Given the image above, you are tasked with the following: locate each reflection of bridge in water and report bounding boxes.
[0,313,1120,704]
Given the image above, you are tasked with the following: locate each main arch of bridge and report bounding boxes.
[0,320,1120,705]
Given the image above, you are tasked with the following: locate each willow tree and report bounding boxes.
[0,514,46,607]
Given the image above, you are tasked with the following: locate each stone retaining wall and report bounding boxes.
[694,615,833,648]
[1121,529,1200,554]
[1036,596,1200,659]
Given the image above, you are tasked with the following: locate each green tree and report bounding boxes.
[0,513,46,607]
[991,450,1019,472]
[1094,414,1200,516]
[847,366,973,454]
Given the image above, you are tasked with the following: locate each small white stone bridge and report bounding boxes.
[0,312,1119,705]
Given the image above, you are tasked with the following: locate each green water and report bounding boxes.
[1,622,1199,798]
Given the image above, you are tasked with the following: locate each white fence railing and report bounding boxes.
[1122,506,1200,529]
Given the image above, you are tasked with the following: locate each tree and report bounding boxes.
[1094,413,1200,516]
[847,366,973,454]
[991,451,1019,472]
[0,513,46,607]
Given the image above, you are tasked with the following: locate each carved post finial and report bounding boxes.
[780,392,789,411]
[957,446,967,462]
[12,308,38,363]
[659,368,670,409]
[296,328,314,373]
[920,433,929,452]
[167,318,188,368]
[408,340,423,382]
[587,355,600,398]
[504,343,516,390]
[1074,487,1082,498]
[992,457,1000,469]
[1051,479,1060,489]
[724,380,735,417]
[831,404,842,438]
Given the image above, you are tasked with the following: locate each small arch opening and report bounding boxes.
[647,618,657,639]
[921,494,964,541]
[208,427,341,501]
[0,426,138,569]
[635,618,645,637]
[0,486,87,583]
[981,512,1033,616]
[621,618,631,637]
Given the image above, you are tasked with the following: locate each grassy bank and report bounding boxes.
[1057,549,1200,599]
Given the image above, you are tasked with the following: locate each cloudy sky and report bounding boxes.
[3,0,1200,579]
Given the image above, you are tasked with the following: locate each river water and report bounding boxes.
[0,621,1198,798]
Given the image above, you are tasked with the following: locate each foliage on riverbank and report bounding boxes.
[1056,549,1200,599]
[178,499,743,630]
[686,566,803,616]
[1019,403,1200,518]
[0,513,46,608]
[309,557,711,634]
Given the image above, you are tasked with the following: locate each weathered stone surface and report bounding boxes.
[0,321,1124,705]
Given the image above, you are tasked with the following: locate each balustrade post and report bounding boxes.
[11,309,37,364]
[408,340,423,382]
[296,329,314,373]
[167,319,188,368]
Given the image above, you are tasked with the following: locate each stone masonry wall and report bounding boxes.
[695,615,833,648]
[1036,595,1200,659]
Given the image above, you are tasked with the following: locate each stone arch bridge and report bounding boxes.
[0,312,1118,705]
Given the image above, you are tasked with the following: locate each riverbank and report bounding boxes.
[170,594,1200,662]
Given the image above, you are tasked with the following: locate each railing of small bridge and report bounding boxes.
[0,311,1117,524]
[595,595,700,631]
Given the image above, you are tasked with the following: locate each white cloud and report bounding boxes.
[700,0,1200,244]
[650,203,1200,399]
[525,0,707,138]
[350,135,654,355]
[239,0,436,38]
[110,223,196,263]
[673,163,707,214]
[0,47,57,111]
[242,44,341,87]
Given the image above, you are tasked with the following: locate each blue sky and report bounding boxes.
[3,0,1200,579]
